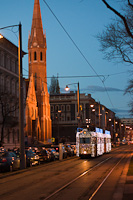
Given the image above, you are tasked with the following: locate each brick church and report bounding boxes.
[25,0,52,144]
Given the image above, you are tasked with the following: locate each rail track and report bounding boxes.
[42,146,132,200]
[0,145,132,200]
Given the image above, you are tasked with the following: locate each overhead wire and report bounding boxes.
[42,0,120,108]
[23,67,128,80]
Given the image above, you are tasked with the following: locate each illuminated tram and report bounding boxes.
[76,128,111,158]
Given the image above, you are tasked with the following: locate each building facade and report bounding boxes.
[25,0,52,144]
[120,118,133,141]
[0,36,26,149]
[50,92,116,143]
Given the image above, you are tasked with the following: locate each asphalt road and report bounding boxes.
[0,145,132,200]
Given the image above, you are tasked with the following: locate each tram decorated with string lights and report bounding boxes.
[76,128,111,158]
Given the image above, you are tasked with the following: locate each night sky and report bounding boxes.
[0,0,131,118]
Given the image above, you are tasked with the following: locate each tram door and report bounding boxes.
[94,137,97,157]
[104,137,106,153]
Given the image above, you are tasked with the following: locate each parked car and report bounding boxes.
[0,151,20,172]
[37,148,51,163]
[25,149,40,167]
[51,145,67,159]
[71,145,76,155]
[0,147,6,153]
[48,148,59,160]
[13,148,20,156]
[64,144,74,156]
[46,148,56,161]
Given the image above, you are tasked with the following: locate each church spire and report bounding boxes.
[28,0,46,48]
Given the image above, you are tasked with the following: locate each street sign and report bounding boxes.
[51,137,55,143]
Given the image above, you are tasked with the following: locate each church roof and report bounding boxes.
[28,0,46,48]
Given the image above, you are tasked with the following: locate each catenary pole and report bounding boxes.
[18,22,26,169]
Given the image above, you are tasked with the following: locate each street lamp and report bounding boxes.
[0,34,3,39]
[0,23,26,169]
[65,82,80,127]
[91,106,96,129]
[57,110,61,143]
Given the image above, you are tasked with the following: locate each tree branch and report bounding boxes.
[102,0,133,39]
[128,0,133,8]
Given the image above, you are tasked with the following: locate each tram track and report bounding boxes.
[42,146,132,200]
[0,146,132,200]
[88,154,129,200]
[43,156,112,200]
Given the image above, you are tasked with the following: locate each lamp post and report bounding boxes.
[90,104,96,130]
[65,82,80,127]
[0,23,26,169]
[57,110,61,143]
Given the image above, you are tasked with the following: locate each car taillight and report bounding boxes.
[2,158,7,162]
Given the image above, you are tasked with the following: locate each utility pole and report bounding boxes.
[18,22,26,169]
[0,23,26,169]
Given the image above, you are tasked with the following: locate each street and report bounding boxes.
[0,145,132,200]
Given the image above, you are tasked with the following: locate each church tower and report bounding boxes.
[28,0,52,142]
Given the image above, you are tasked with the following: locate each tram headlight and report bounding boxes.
[84,151,87,154]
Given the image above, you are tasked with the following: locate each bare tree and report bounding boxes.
[98,0,133,64]
[124,79,133,116]
[0,90,19,146]
[101,0,133,39]
[98,0,133,115]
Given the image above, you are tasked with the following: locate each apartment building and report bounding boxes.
[0,36,26,149]
[50,92,116,142]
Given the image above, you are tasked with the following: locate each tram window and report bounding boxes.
[97,137,100,144]
[107,138,111,143]
[92,137,96,144]
[80,138,91,144]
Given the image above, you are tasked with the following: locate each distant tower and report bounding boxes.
[28,0,52,142]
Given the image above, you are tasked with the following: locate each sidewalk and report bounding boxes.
[113,152,133,200]
[123,154,133,200]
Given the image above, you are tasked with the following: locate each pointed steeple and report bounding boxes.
[28,0,46,48]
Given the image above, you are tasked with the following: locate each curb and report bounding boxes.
[112,154,132,200]
[0,156,77,179]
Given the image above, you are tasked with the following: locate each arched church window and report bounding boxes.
[34,51,37,60]
[29,52,31,62]
[40,52,43,61]
[35,73,37,91]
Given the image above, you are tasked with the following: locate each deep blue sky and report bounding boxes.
[0,0,132,118]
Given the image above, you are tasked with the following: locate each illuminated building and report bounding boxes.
[25,0,52,144]
[50,92,115,142]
